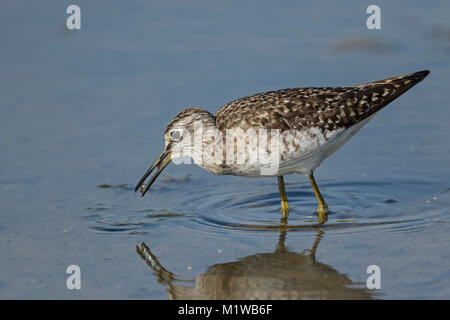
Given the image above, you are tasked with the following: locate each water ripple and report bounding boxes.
[89,176,448,240]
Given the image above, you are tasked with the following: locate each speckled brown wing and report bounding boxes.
[215,70,429,132]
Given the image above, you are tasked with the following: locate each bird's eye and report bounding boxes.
[170,130,182,141]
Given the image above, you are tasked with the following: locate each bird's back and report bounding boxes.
[215,70,430,132]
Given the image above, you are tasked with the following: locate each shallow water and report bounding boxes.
[1,0,450,299]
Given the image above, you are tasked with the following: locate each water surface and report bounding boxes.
[0,0,449,299]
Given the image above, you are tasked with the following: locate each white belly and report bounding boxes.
[224,114,375,177]
[196,114,375,177]
[277,114,376,176]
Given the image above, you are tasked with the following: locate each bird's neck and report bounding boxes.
[185,112,226,174]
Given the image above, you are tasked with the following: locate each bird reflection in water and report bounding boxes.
[136,229,376,299]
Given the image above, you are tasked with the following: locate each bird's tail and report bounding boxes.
[345,70,430,126]
[360,69,430,89]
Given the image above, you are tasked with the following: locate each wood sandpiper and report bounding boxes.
[135,70,429,224]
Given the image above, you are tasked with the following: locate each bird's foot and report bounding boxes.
[280,206,290,225]
[316,205,328,225]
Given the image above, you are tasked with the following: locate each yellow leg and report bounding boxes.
[307,173,328,224]
[277,176,290,222]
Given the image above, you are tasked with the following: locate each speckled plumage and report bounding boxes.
[215,70,430,132]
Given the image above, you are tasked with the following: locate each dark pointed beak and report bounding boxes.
[135,149,172,197]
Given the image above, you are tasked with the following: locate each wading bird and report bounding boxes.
[135,70,429,224]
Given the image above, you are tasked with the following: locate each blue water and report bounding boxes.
[0,0,449,299]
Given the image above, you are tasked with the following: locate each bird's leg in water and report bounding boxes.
[307,172,328,224]
[277,176,290,223]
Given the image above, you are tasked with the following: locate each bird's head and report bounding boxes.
[135,107,215,196]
